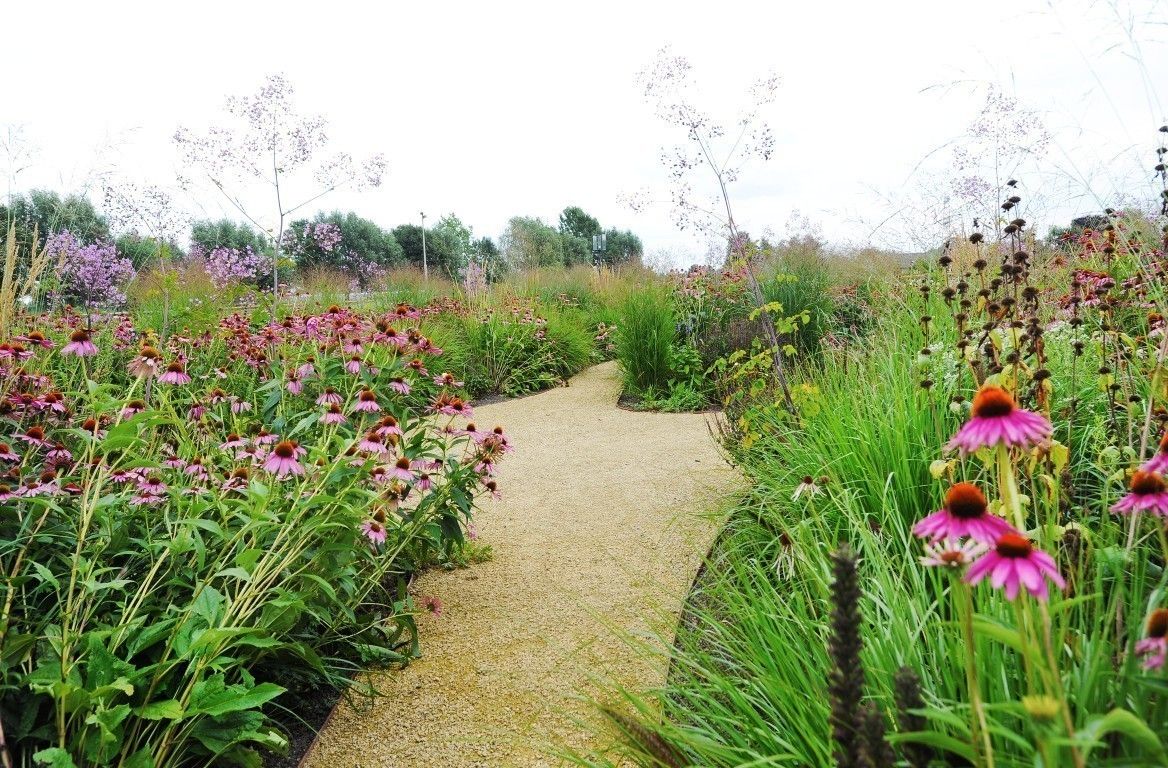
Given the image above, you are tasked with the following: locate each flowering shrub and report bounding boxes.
[0,302,507,766]
[194,242,272,288]
[46,231,136,308]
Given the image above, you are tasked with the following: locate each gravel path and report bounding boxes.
[303,362,739,767]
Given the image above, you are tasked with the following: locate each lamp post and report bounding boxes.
[420,211,428,280]
[591,232,607,276]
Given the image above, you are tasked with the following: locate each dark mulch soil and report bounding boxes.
[265,684,341,768]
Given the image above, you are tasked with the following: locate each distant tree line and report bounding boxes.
[1,190,643,283]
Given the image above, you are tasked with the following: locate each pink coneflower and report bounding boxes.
[389,456,416,483]
[297,359,316,378]
[220,433,247,450]
[131,475,167,506]
[374,415,403,438]
[0,483,15,501]
[121,399,147,419]
[185,459,209,481]
[919,538,988,568]
[792,476,820,501]
[946,385,1052,455]
[433,372,463,388]
[343,337,364,355]
[0,443,19,462]
[208,388,229,405]
[1136,609,1168,671]
[230,397,252,414]
[964,532,1066,601]
[317,387,342,406]
[1112,470,1168,517]
[159,361,191,385]
[163,454,186,470]
[490,426,513,452]
[286,372,304,395]
[358,431,388,455]
[484,479,501,500]
[80,417,105,439]
[18,426,49,448]
[321,403,347,425]
[221,467,251,493]
[360,519,387,545]
[189,401,206,420]
[46,443,72,467]
[422,596,443,617]
[914,482,1017,544]
[345,356,363,375]
[127,346,163,378]
[21,331,53,349]
[416,471,433,492]
[1144,432,1168,474]
[61,329,98,357]
[353,388,381,413]
[264,440,305,478]
[389,376,411,395]
[255,428,279,446]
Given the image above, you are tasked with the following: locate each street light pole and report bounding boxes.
[420,211,428,280]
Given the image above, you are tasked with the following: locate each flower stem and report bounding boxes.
[996,444,1026,530]
[957,579,994,768]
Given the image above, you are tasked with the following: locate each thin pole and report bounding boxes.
[420,211,428,280]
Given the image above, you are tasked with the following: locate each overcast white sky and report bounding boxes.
[3,0,1166,265]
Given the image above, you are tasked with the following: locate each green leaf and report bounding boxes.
[136,700,185,721]
[1079,708,1167,763]
[189,677,285,717]
[33,748,78,768]
[887,730,975,762]
[971,615,1023,652]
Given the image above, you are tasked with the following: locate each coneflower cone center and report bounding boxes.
[1132,470,1168,495]
[972,386,1016,418]
[395,457,410,470]
[274,441,296,459]
[945,483,988,519]
[70,330,89,342]
[1148,608,1168,638]
[995,533,1033,558]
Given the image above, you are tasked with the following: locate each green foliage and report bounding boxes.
[190,218,269,254]
[392,224,459,277]
[286,211,404,272]
[559,206,602,240]
[602,228,643,265]
[0,189,110,250]
[502,216,565,269]
[615,283,676,395]
[114,233,184,270]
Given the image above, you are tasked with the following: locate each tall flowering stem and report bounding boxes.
[996,444,1026,531]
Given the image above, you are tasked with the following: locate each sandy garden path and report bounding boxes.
[303,361,739,767]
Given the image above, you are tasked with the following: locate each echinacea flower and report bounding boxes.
[914,482,1017,544]
[121,399,147,419]
[484,479,501,500]
[946,385,1052,454]
[19,426,49,448]
[127,346,163,378]
[389,456,416,483]
[220,433,247,450]
[422,596,443,617]
[317,387,342,406]
[321,403,347,425]
[263,440,305,478]
[433,372,463,388]
[919,538,988,568]
[964,532,1066,601]
[358,431,388,455]
[61,329,98,357]
[374,415,403,437]
[792,475,820,501]
[1144,432,1168,474]
[0,443,19,462]
[1136,608,1168,671]
[46,443,72,467]
[353,388,381,413]
[254,428,279,446]
[158,361,191,385]
[360,519,387,545]
[389,377,411,395]
[286,372,303,395]
[221,468,251,493]
[1112,470,1168,517]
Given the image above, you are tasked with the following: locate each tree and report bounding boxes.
[433,214,474,275]
[603,228,643,265]
[501,217,564,269]
[0,189,109,251]
[392,224,458,277]
[190,219,269,255]
[174,74,386,302]
[558,206,601,239]
[561,233,591,266]
[285,211,403,273]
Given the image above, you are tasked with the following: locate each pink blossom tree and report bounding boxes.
[174,74,386,303]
